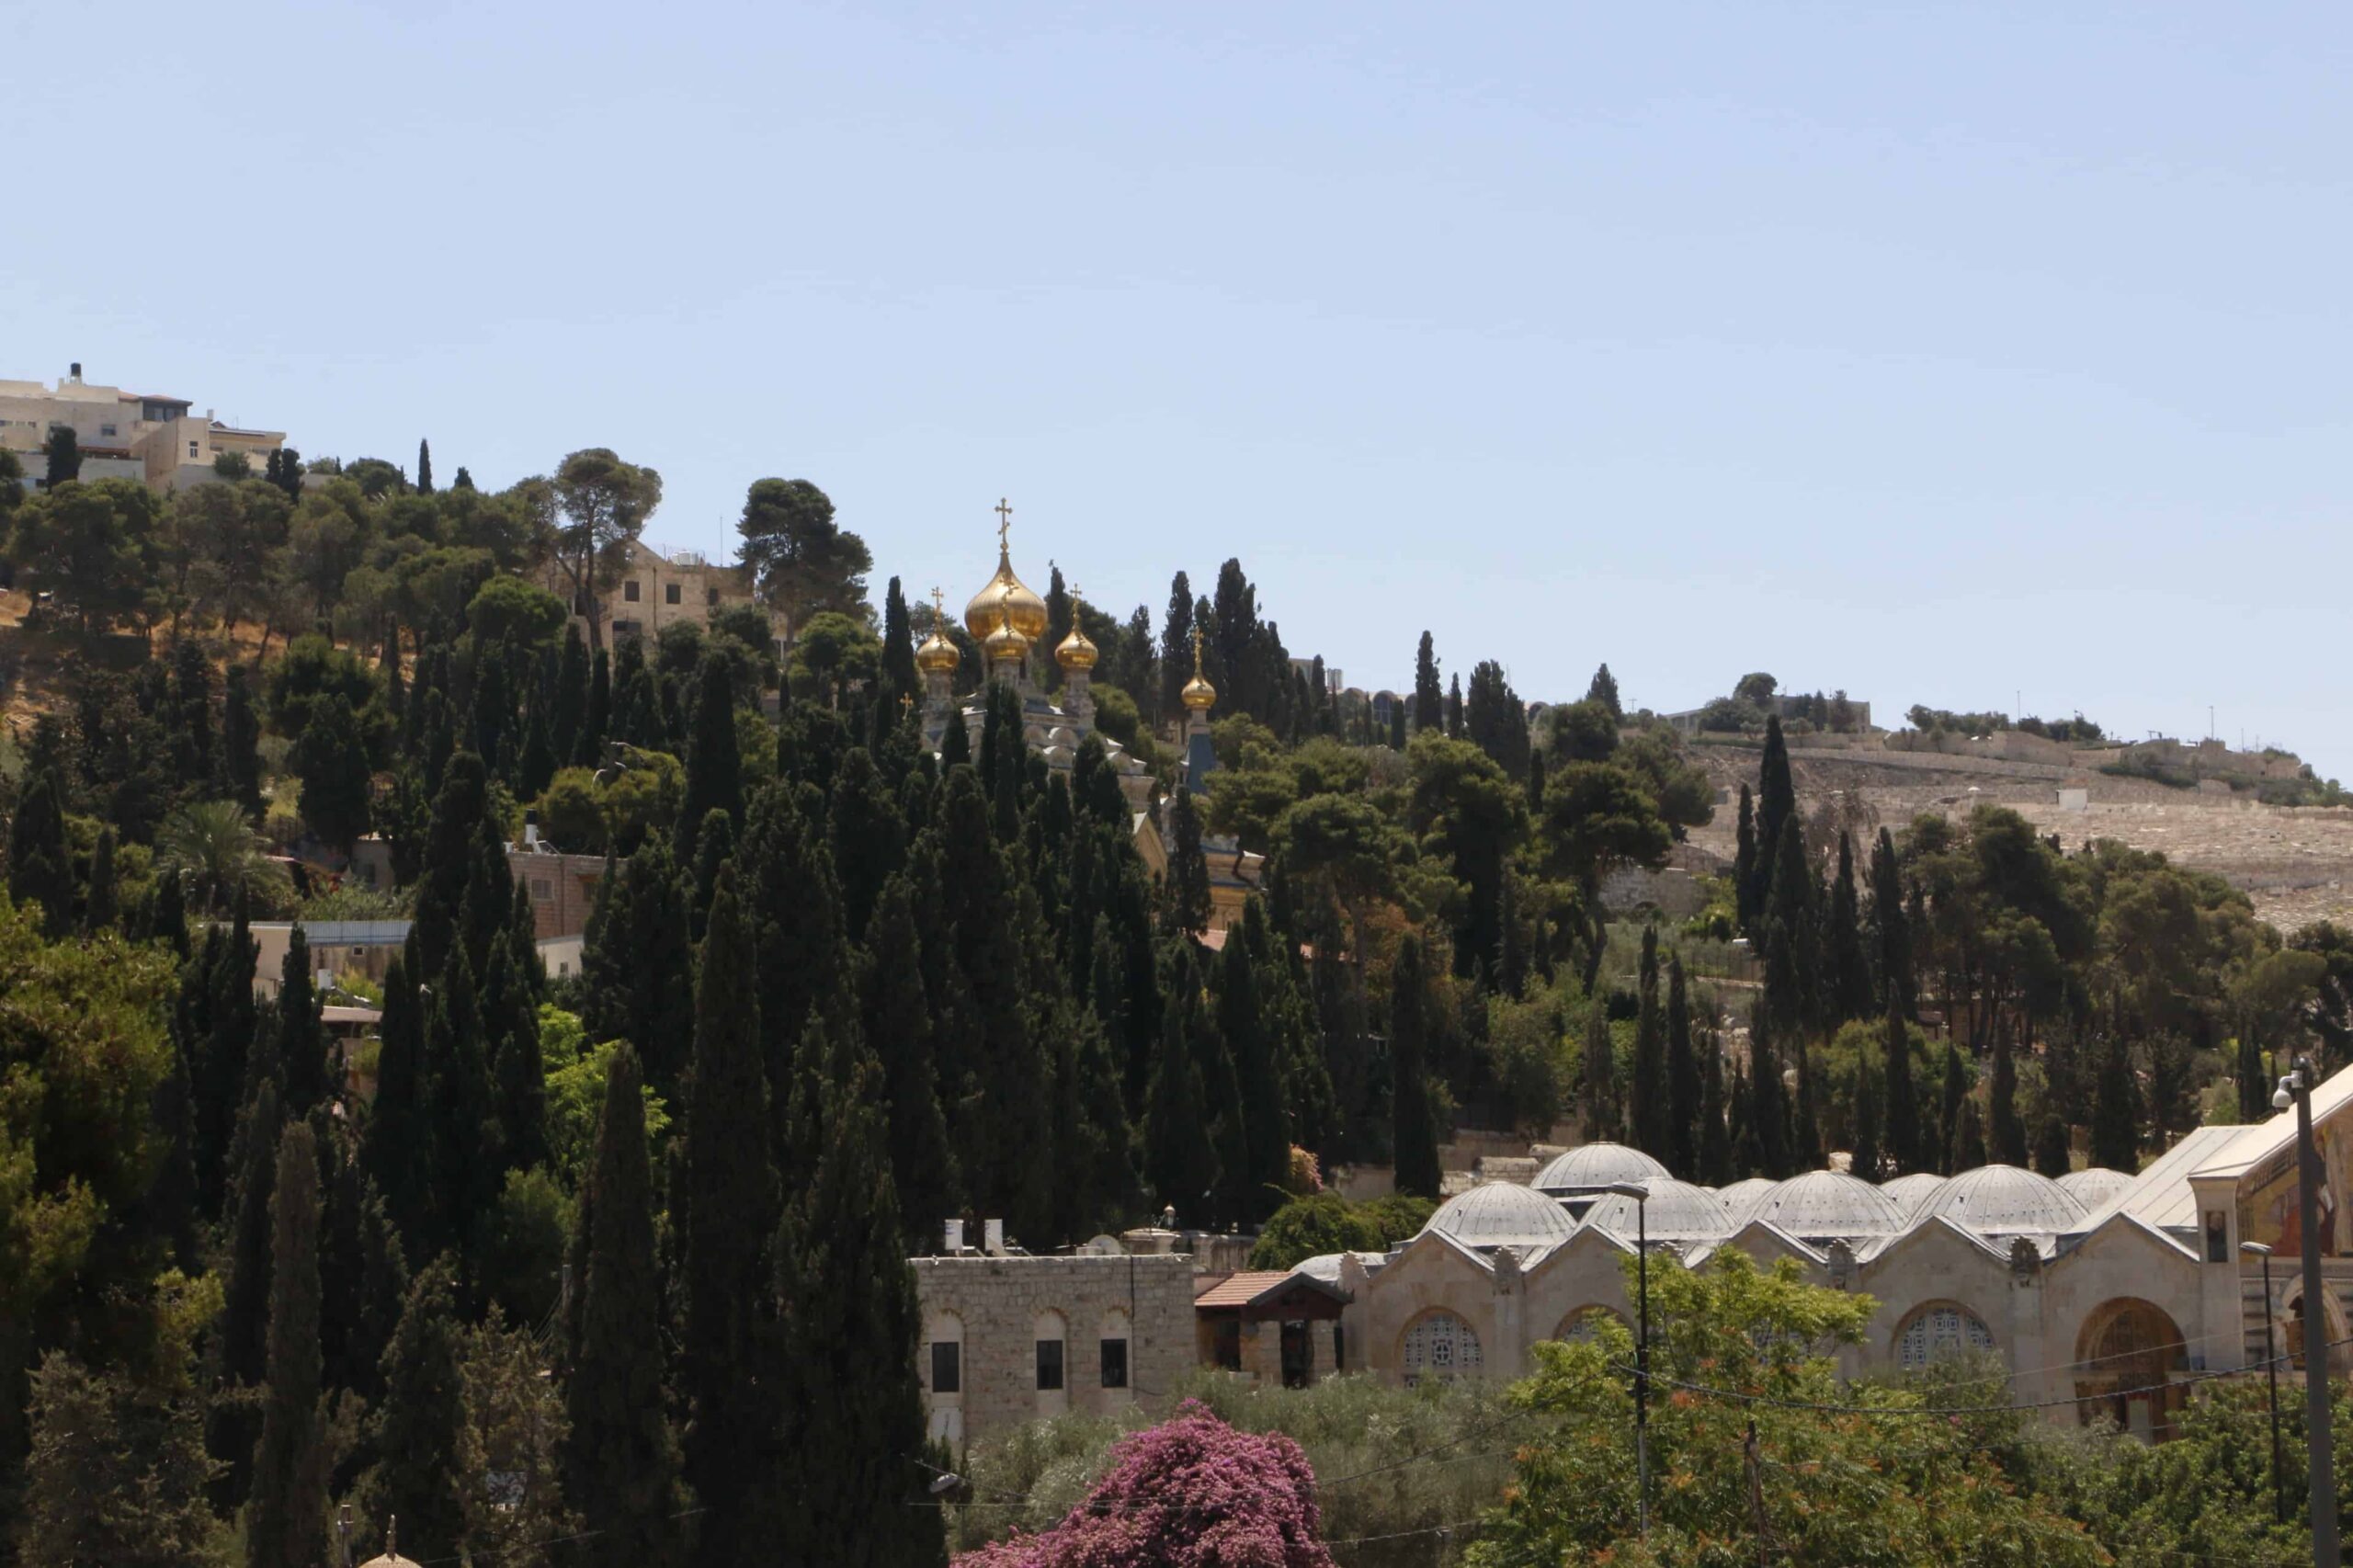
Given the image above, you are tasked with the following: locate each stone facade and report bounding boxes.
[912,1254,1195,1447]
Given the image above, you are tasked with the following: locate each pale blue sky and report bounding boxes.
[8,4,2349,776]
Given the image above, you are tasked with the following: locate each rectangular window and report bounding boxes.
[1099,1338,1129,1390]
[1035,1339,1063,1392]
[188,440,199,458]
[930,1341,961,1394]
[99,424,117,437]
[530,878,552,902]
[665,582,681,605]
[623,580,641,603]
[706,586,720,607]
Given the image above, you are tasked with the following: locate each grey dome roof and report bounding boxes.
[1717,1176,1777,1224]
[1922,1164,2086,1233]
[1879,1172,1949,1218]
[1425,1180,1578,1247]
[1533,1142,1670,1194]
[1580,1177,1733,1242]
[1739,1170,1908,1239]
[2055,1167,2136,1210]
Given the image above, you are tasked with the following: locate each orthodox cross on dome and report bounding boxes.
[929,585,947,626]
[1068,582,1084,610]
[1191,621,1205,675]
[995,497,1013,550]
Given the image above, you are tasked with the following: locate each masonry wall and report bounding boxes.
[912,1254,1195,1447]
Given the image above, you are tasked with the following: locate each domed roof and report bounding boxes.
[1425,1180,1578,1248]
[1717,1176,1777,1222]
[2056,1166,2136,1210]
[1580,1176,1732,1242]
[1056,622,1097,672]
[1179,624,1217,712]
[1533,1142,1670,1195]
[1921,1164,2086,1234]
[915,627,960,675]
[963,513,1049,642]
[1739,1169,1907,1239]
[981,600,1029,665]
[1880,1171,1949,1218]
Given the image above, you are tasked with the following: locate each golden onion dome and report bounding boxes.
[982,603,1029,666]
[1055,587,1098,672]
[915,627,960,676]
[1180,624,1216,711]
[963,505,1049,642]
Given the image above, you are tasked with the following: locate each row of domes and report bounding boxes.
[1421,1142,2135,1250]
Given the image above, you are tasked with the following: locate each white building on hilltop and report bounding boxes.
[0,364,285,492]
[1312,1065,2353,1440]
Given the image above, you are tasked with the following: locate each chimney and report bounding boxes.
[68,362,81,383]
[523,808,541,849]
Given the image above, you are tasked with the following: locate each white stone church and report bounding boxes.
[1308,1060,2353,1438]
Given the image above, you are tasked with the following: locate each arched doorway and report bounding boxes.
[2074,1299,2188,1440]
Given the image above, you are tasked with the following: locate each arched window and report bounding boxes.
[1401,1311,1483,1383]
[1894,1302,1995,1369]
[1554,1306,1625,1344]
[1098,1309,1132,1399]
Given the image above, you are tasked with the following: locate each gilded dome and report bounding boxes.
[963,542,1048,643]
[1179,624,1216,711]
[983,608,1029,667]
[1056,593,1098,672]
[915,627,960,676]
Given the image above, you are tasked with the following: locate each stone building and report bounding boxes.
[0,364,286,492]
[912,1249,1196,1446]
[555,536,790,653]
[1317,1065,2353,1440]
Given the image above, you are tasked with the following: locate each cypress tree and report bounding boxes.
[1628,926,1670,1160]
[676,653,744,866]
[1665,951,1699,1176]
[360,1262,469,1562]
[1952,1096,1988,1172]
[2090,1036,2141,1173]
[219,1078,282,1389]
[579,838,695,1101]
[1881,1006,1920,1176]
[1412,631,1442,733]
[483,934,548,1174]
[552,624,590,767]
[1733,784,1758,934]
[149,860,188,955]
[362,948,430,1261]
[1445,671,1463,738]
[561,1044,683,1568]
[85,824,118,932]
[7,764,74,935]
[518,692,558,801]
[1755,716,1795,911]
[291,693,374,855]
[861,876,958,1249]
[195,896,259,1219]
[1580,993,1618,1142]
[380,624,405,725]
[769,1036,949,1568]
[1729,1065,1759,1178]
[1850,1044,1883,1181]
[678,869,780,1568]
[1389,700,1406,750]
[275,926,331,1116]
[320,1146,408,1405]
[223,665,265,821]
[881,575,918,710]
[1142,959,1218,1225]
[423,953,495,1267]
[1989,1027,2028,1166]
[829,746,905,945]
[1824,832,1870,1023]
[1219,930,1290,1223]
[1391,937,1441,1200]
[415,437,433,493]
[1158,572,1194,723]
[1748,1011,1790,1178]
[2034,1114,2073,1179]
[575,646,611,768]
[246,1121,329,1568]
[1698,1025,1732,1185]
[453,464,474,490]
[1870,827,1914,1017]
[1164,786,1211,937]
[1586,662,1622,720]
[1938,1042,1969,1175]
[166,635,218,791]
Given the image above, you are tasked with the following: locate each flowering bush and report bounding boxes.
[1284,1145,1324,1196]
[954,1402,1336,1568]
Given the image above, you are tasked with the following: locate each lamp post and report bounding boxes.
[2273,1057,2340,1567]
[2243,1240,2284,1526]
[1574,1180,1653,1539]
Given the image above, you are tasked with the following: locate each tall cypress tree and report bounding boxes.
[1412,631,1441,733]
[579,839,695,1101]
[415,437,433,494]
[1733,784,1758,934]
[881,575,918,710]
[1881,1006,1920,1176]
[423,953,495,1267]
[246,1122,329,1568]
[862,876,957,1250]
[1850,1044,1883,1182]
[2090,1036,2141,1173]
[561,1044,684,1568]
[195,897,258,1220]
[1445,672,1463,738]
[1988,1026,2027,1166]
[362,947,430,1261]
[1754,715,1796,914]
[675,653,744,866]
[1219,930,1290,1223]
[1164,786,1212,937]
[1142,956,1218,1225]
[1824,832,1870,1023]
[483,933,548,1175]
[1580,993,1618,1142]
[552,624,590,769]
[575,647,611,768]
[7,764,74,936]
[1870,828,1914,1017]
[1697,1024,1732,1185]
[1748,1011,1790,1178]
[678,870,780,1568]
[1938,1042,1969,1175]
[1665,951,1699,1176]
[1158,571,1194,724]
[769,1037,948,1568]
[219,1078,282,1390]
[1391,937,1441,1199]
[1628,926,1670,1160]
[275,926,330,1117]
[361,1263,469,1562]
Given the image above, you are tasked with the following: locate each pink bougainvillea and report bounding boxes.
[954,1402,1336,1568]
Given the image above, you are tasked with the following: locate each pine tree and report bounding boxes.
[1391,937,1441,1199]
[1850,1040,1884,1180]
[1881,1006,1920,1176]
[1586,663,1622,720]
[678,869,780,1568]
[247,1121,330,1568]
[1629,926,1669,1159]
[1412,631,1442,733]
[1665,952,1699,1176]
[769,1036,949,1568]
[1580,994,1618,1142]
[453,464,474,490]
[415,437,434,493]
[17,1354,218,1567]
[561,1044,684,1568]
[1988,1027,2028,1166]
[1733,784,1758,934]
[361,1262,470,1562]
[675,653,744,866]
[7,764,74,936]
[2090,1036,2141,1173]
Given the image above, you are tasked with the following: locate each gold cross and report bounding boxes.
[995,496,1013,549]
[929,585,946,628]
[1068,583,1084,611]
[1191,621,1205,673]
[901,693,914,717]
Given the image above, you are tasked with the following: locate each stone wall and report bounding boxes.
[912,1254,1195,1447]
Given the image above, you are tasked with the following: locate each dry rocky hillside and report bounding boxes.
[1682,738,2353,934]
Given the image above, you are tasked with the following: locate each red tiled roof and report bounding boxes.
[1192,1271,1293,1310]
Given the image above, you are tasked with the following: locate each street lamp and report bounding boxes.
[2242,1240,2284,1526]
[2273,1058,2340,1568]
[1571,1180,1653,1539]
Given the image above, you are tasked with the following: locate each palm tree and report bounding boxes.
[155,799,291,914]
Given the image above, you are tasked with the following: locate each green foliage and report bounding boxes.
[542,1028,671,1195]
[466,574,570,648]
[1246,1190,1435,1269]
[736,476,871,630]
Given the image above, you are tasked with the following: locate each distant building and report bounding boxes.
[0,364,286,493]
[551,537,789,655]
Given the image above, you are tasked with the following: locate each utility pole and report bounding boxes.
[2276,1057,2340,1566]
[2245,1241,2285,1526]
